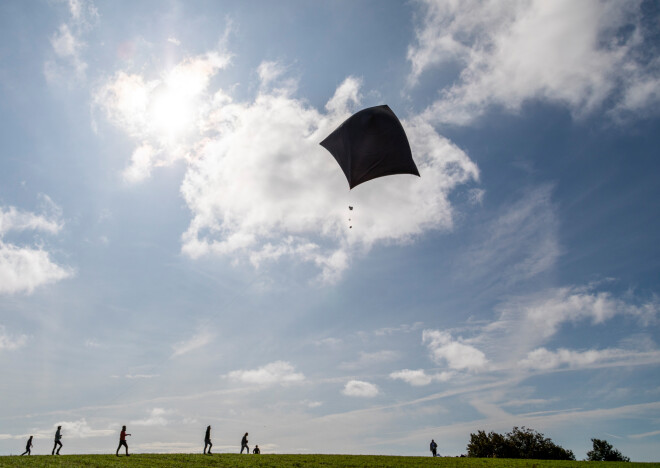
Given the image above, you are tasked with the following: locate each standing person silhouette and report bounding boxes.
[52,426,62,455]
[21,436,33,455]
[116,425,131,456]
[240,432,249,454]
[204,425,212,455]
[430,439,438,457]
[253,444,260,454]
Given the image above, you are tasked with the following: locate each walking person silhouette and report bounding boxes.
[21,436,33,455]
[430,439,438,457]
[116,425,131,456]
[240,432,249,454]
[51,426,62,455]
[204,425,213,455]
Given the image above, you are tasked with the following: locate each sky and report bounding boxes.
[1,0,660,461]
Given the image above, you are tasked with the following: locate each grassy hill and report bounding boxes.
[1,454,658,468]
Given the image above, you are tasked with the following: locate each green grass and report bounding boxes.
[0,454,658,468]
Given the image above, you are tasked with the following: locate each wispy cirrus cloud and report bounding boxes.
[339,350,399,370]
[44,0,98,84]
[171,330,214,357]
[226,361,305,386]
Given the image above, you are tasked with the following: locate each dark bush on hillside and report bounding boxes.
[586,438,630,462]
[466,426,575,460]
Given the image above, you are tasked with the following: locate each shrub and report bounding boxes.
[586,438,630,462]
[466,426,575,460]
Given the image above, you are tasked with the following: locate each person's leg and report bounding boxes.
[116,442,121,456]
[208,441,212,454]
[56,441,62,454]
[52,442,56,455]
[124,440,129,456]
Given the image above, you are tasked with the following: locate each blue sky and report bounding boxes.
[1,0,660,461]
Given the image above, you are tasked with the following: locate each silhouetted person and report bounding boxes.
[52,426,62,455]
[21,436,33,456]
[204,425,212,455]
[116,425,131,456]
[240,432,249,454]
[253,444,260,454]
[430,439,438,457]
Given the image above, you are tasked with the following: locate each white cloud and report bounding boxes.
[519,347,660,371]
[124,373,159,379]
[0,204,62,236]
[44,0,98,84]
[226,361,305,386]
[409,0,660,124]
[0,325,28,351]
[171,330,214,357]
[373,322,424,336]
[0,202,72,295]
[123,142,156,183]
[130,408,170,427]
[56,419,114,438]
[342,380,380,398]
[179,75,478,283]
[96,44,480,282]
[94,51,232,181]
[389,368,453,386]
[488,286,659,346]
[422,329,487,371]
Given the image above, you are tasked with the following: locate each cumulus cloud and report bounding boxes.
[409,0,660,124]
[171,330,214,357]
[178,74,478,282]
[342,380,380,398]
[226,361,305,386]
[95,44,480,282]
[0,325,28,351]
[56,419,113,438]
[422,329,487,371]
[389,368,453,386]
[0,202,72,295]
[131,408,170,427]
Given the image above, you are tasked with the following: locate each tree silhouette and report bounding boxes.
[586,438,630,462]
[466,426,575,460]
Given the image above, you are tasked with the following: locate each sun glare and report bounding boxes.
[148,67,206,141]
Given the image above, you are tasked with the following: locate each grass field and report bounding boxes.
[0,454,658,468]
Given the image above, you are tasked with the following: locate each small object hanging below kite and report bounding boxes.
[349,206,353,210]
[349,226,352,229]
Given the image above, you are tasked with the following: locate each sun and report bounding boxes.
[148,67,204,141]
